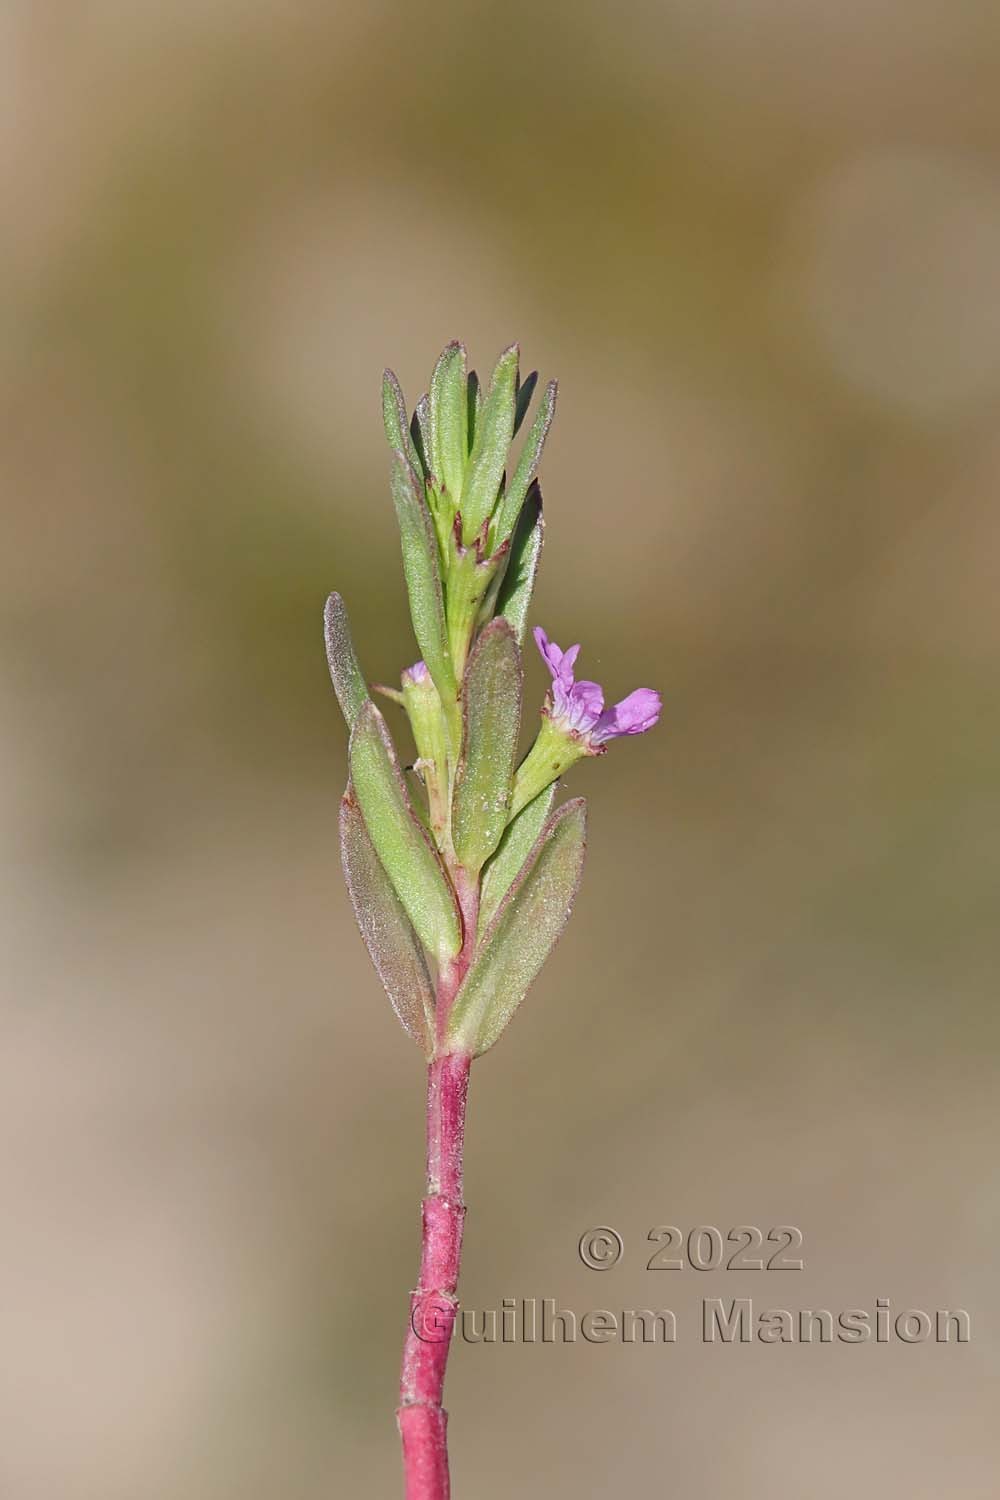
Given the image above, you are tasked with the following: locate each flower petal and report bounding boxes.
[560,643,581,679]
[532,625,557,677]
[592,688,661,742]
[569,680,604,729]
[533,626,579,687]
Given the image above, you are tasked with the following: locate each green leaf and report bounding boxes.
[452,619,522,874]
[460,343,519,542]
[493,378,556,545]
[324,592,369,728]
[349,700,462,962]
[513,369,538,435]
[390,451,457,706]
[382,369,424,481]
[496,482,544,643]
[340,789,435,1055]
[429,341,468,507]
[478,783,555,934]
[447,799,587,1056]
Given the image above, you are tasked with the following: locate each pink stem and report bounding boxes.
[397,873,478,1499]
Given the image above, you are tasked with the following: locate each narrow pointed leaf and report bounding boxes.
[493,378,556,545]
[382,369,424,480]
[513,369,538,435]
[340,789,435,1055]
[390,451,457,704]
[324,592,369,728]
[496,482,544,643]
[349,700,461,961]
[429,341,468,507]
[447,798,587,1056]
[452,619,522,874]
[478,783,555,934]
[460,343,519,542]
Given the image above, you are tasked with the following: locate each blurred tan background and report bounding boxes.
[3,2,999,1496]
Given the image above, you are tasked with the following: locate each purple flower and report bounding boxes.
[402,660,430,686]
[533,627,661,746]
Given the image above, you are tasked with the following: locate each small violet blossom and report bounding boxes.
[533,627,661,746]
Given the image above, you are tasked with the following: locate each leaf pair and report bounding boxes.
[386,346,554,551]
[327,594,586,1060]
[461,350,557,550]
[392,342,475,509]
[341,775,586,1061]
[326,593,458,925]
[382,349,552,678]
[326,593,444,1054]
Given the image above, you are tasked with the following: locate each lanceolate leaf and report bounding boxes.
[478,783,556,935]
[452,620,522,875]
[495,482,544,643]
[390,451,457,705]
[460,343,519,542]
[447,799,587,1056]
[382,369,424,481]
[429,341,468,508]
[493,378,556,545]
[324,592,369,728]
[349,700,462,962]
[340,789,435,1055]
